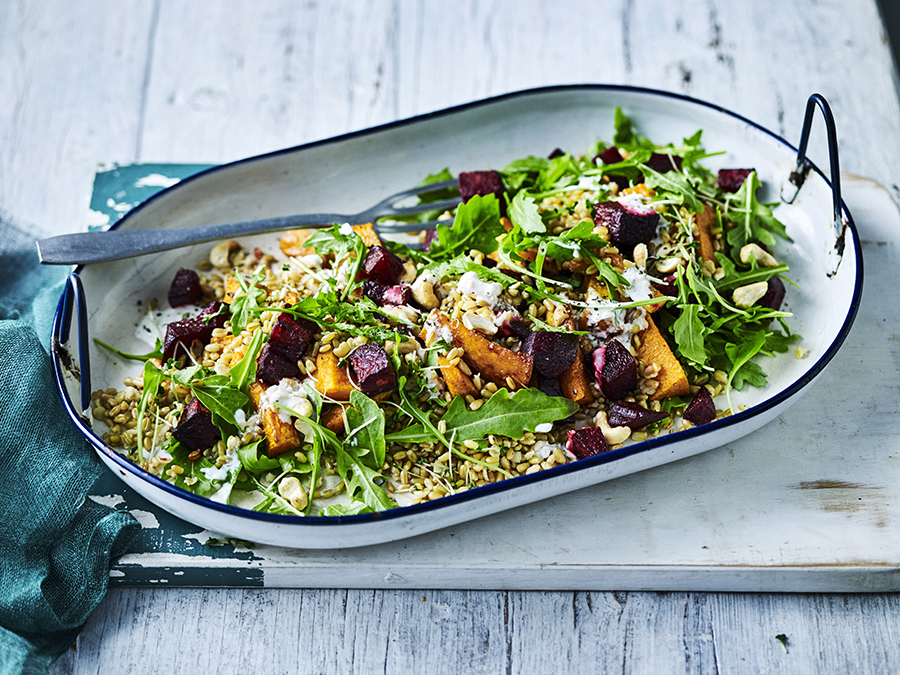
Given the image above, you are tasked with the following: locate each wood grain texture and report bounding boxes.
[50,588,900,674]
[2,0,898,672]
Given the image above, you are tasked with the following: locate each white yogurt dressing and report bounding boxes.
[458,271,503,306]
[260,378,311,424]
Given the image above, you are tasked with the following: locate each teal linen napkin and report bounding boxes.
[0,214,139,674]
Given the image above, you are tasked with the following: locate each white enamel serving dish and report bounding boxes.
[51,85,862,548]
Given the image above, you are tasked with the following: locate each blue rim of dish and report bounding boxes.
[51,83,864,530]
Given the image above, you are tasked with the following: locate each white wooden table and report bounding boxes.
[3,1,900,672]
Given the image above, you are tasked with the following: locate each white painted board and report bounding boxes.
[98,174,900,592]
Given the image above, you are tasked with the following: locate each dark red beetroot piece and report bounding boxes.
[607,401,670,430]
[172,397,221,451]
[495,316,532,340]
[363,246,405,285]
[522,330,578,378]
[596,146,624,165]
[268,313,316,360]
[162,301,231,360]
[645,153,682,174]
[163,319,208,361]
[256,343,301,386]
[168,268,203,308]
[683,386,716,426]
[547,148,566,159]
[594,146,629,191]
[423,228,439,251]
[362,280,387,305]
[198,301,228,330]
[348,343,397,396]
[592,340,638,401]
[535,374,564,399]
[717,168,755,193]
[653,274,678,297]
[458,170,506,206]
[256,313,317,385]
[382,284,412,306]
[593,201,660,257]
[759,276,786,311]
[566,427,611,460]
[363,281,412,307]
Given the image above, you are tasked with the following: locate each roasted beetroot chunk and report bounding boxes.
[759,275,786,311]
[348,344,397,396]
[363,246,404,285]
[172,397,221,451]
[683,386,716,426]
[458,170,506,205]
[382,284,413,306]
[163,318,211,361]
[594,147,629,190]
[717,168,755,193]
[198,301,228,330]
[645,153,682,174]
[168,268,203,308]
[654,274,678,297]
[608,401,670,429]
[535,374,564,399]
[268,313,316,361]
[593,201,660,257]
[256,343,301,385]
[547,148,566,159]
[256,313,316,385]
[522,330,578,378]
[363,281,412,307]
[592,340,638,401]
[496,316,532,340]
[596,146,625,165]
[423,228,439,251]
[566,427,610,460]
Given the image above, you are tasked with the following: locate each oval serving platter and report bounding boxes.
[51,85,862,548]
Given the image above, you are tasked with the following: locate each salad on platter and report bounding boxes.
[91,109,801,517]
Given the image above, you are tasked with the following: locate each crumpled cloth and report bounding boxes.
[0,213,139,674]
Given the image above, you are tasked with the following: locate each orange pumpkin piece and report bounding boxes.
[313,351,356,401]
[545,305,594,406]
[279,229,316,258]
[222,274,268,304]
[437,355,479,398]
[320,391,391,434]
[637,315,691,400]
[351,222,382,247]
[695,204,717,264]
[320,404,347,433]
[280,222,382,260]
[425,311,533,389]
[249,381,301,457]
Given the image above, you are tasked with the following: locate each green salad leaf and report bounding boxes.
[428,194,505,261]
[386,388,577,444]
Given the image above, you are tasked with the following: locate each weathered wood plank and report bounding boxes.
[0,0,155,230]
[6,0,900,673]
[58,588,900,674]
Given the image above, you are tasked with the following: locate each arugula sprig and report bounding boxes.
[303,223,369,301]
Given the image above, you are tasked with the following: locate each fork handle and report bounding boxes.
[36,212,349,265]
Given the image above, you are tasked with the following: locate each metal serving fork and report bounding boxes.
[37,179,460,265]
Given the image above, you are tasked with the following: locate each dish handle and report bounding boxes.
[780,93,846,276]
[52,272,93,415]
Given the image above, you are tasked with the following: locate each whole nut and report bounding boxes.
[210,240,240,269]
[411,271,440,310]
[595,410,631,446]
[278,476,309,511]
[740,243,778,268]
[732,281,769,309]
[462,312,498,335]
